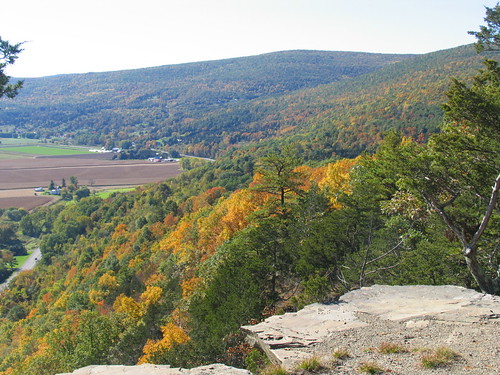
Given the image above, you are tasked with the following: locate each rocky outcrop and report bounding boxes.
[242,285,500,373]
[58,285,500,375]
[57,364,251,375]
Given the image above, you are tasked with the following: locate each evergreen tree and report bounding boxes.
[0,37,23,100]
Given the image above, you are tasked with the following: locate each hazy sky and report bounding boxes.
[2,0,497,78]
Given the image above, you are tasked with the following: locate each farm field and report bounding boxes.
[0,154,182,210]
[0,145,92,156]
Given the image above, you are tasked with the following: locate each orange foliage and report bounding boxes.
[163,213,178,228]
[161,188,268,265]
[181,277,202,299]
[179,186,226,214]
[41,292,53,304]
[64,266,78,286]
[112,223,128,239]
[26,308,38,320]
[149,222,166,238]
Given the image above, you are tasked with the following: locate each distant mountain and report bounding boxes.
[208,45,490,158]
[0,50,412,147]
[0,46,491,159]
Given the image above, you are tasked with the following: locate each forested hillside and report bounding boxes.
[0,49,498,372]
[0,50,411,149]
[1,8,499,373]
[0,46,492,159]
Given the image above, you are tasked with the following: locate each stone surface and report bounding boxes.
[58,285,500,375]
[242,285,500,373]
[57,364,251,375]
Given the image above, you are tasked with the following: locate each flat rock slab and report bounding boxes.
[57,364,251,375]
[241,285,500,370]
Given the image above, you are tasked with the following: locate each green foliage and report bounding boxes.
[378,342,408,354]
[0,223,26,256]
[3,208,27,222]
[469,4,500,52]
[253,146,303,209]
[189,236,268,362]
[244,349,270,374]
[0,37,23,100]
[1,19,499,370]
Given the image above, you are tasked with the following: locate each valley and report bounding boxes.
[0,6,499,373]
[0,153,181,209]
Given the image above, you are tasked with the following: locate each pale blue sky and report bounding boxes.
[2,0,498,77]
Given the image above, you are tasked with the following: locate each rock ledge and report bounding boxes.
[57,363,251,375]
[242,285,500,373]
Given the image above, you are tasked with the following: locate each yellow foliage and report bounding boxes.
[98,272,119,291]
[128,256,143,269]
[112,223,128,239]
[113,294,142,320]
[140,285,163,306]
[53,292,69,310]
[318,157,361,208]
[138,323,190,364]
[88,289,106,305]
[145,273,166,286]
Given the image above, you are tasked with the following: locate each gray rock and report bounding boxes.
[241,285,500,370]
[57,363,251,375]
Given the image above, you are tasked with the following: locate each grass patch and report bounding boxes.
[378,342,408,354]
[0,138,40,145]
[421,347,460,369]
[0,145,91,156]
[94,187,135,199]
[332,347,350,360]
[296,356,323,372]
[14,251,33,269]
[260,364,288,375]
[358,361,384,374]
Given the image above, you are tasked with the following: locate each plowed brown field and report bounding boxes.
[0,154,182,210]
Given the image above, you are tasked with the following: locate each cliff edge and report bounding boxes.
[242,285,500,374]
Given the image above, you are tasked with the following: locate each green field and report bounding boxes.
[0,138,40,145]
[0,144,91,156]
[94,187,136,199]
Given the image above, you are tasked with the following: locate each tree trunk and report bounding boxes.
[464,246,500,295]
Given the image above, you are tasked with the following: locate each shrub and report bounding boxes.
[244,348,270,374]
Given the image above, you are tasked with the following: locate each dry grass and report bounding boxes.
[420,346,460,368]
[358,361,385,374]
[332,347,351,359]
[378,342,408,354]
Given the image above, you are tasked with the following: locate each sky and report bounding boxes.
[2,0,498,78]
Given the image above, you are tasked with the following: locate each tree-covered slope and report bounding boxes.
[0,50,411,145]
[0,46,498,375]
[0,46,494,160]
[179,45,492,159]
